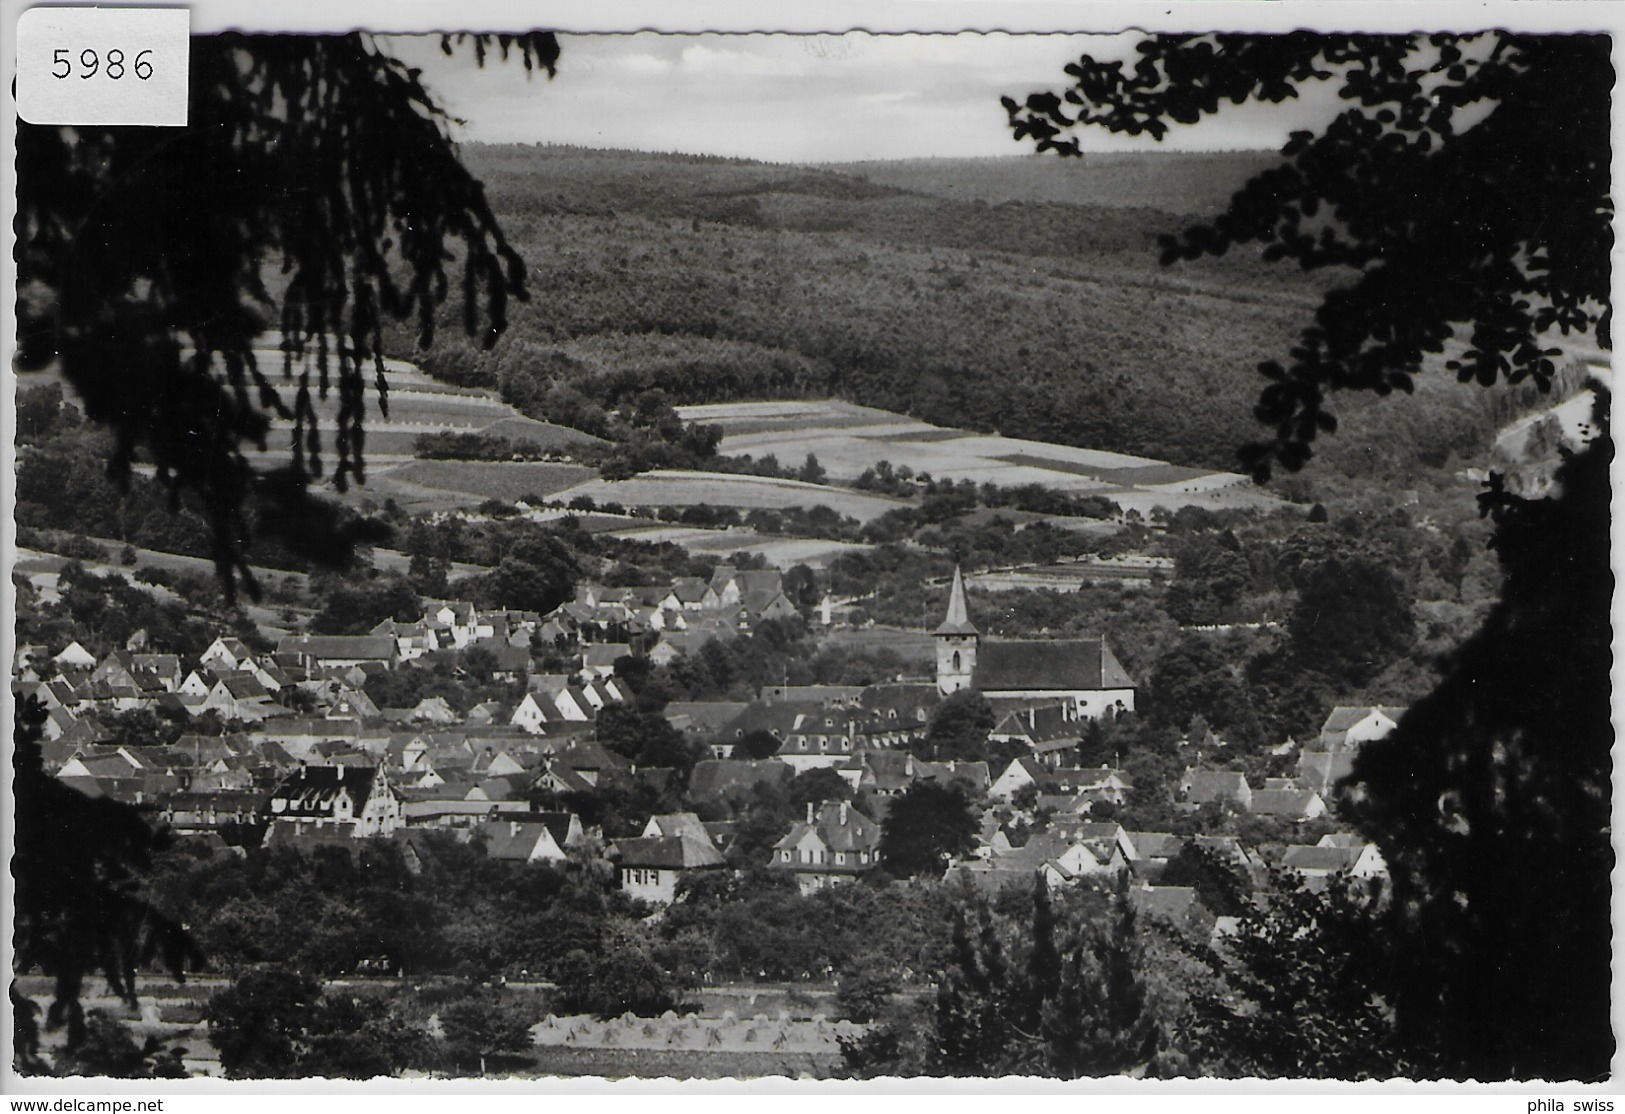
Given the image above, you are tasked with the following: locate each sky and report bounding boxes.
[384,32,1349,163]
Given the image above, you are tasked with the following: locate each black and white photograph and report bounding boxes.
[3,1,1616,1091]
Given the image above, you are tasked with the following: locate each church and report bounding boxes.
[935,566,1136,719]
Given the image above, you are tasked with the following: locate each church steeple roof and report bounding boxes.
[934,566,979,636]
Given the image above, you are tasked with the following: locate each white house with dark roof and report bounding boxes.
[200,636,255,672]
[1179,768,1253,810]
[277,635,398,670]
[934,566,1135,717]
[614,820,726,904]
[266,764,401,837]
[1318,705,1407,750]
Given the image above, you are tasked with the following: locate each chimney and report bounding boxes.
[511,821,521,838]
[839,801,849,826]
[1029,707,1037,729]
[806,801,815,825]
[337,765,344,780]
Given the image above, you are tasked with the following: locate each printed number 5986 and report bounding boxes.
[51,48,154,80]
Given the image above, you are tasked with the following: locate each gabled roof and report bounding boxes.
[1319,704,1408,736]
[1283,845,1364,872]
[277,635,397,661]
[668,578,711,603]
[1183,769,1250,802]
[582,643,633,668]
[475,818,565,861]
[1123,831,1183,860]
[975,638,1135,692]
[1250,788,1325,819]
[688,758,795,800]
[269,765,382,816]
[1130,885,1198,921]
[614,834,725,870]
[664,701,749,733]
[774,801,881,858]
[991,702,1084,744]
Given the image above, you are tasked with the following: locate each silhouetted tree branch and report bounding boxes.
[16,33,559,597]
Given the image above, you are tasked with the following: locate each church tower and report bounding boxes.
[935,565,979,695]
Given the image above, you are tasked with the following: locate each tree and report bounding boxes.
[879,781,979,878]
[1345,424,1613,1081]
[553,946,678,1019]
[1158,840,1251,918]
[787,767,853,808]
[923,690,996,761]
[16,32,560,596]
[204,965,325,1078]
[204,965,426,1079]
[1285,555,1414,687]
[11,698,198,1058]
[1009,32,1612,1080]
[437,990,539,1075]
[1007,33,1609,479]
[1184,872,1404,1079]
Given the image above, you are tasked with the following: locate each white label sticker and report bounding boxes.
[16,7,189,126]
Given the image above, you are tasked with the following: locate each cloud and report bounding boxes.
[387,31,1342,162]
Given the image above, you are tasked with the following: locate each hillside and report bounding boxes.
[395,145,1358,476]
[833,150,1281,213]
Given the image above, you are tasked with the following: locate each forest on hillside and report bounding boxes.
[392,146,1507,486]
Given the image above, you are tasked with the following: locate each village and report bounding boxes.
[14,556,1396,930]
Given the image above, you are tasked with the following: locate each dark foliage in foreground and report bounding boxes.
[15,33,558,596]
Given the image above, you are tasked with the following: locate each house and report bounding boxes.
[1249,787,1329,822]
[663,701,749,755]
[510,692,559,734]
[1129,884,1203,928]
[130,654,183,691]
[950,828,1127,892]
[687,759,795,803]
[371,618,441,661]
[1179,768,1253,811]
[581,643,632,681]
[934,566,1135,717]
[276,635,398,671]
[53,641,98,671]
[475,817,572,865]
[987,702,1084,765]
[661,577,716,613]
[769,800,882,894]
[611,814,725,904]
[265,764,402,837]
[1318,705,1407,750]
[201,673,277,721]
[327,689,383,722]
[200,636,255,672]
[1282,839,1388,890]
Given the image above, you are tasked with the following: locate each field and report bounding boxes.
[550,471,909,523]
[683,400,1280,514]
[228,347,603,512]
[606,525,868,569]
[384,461,597,503]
